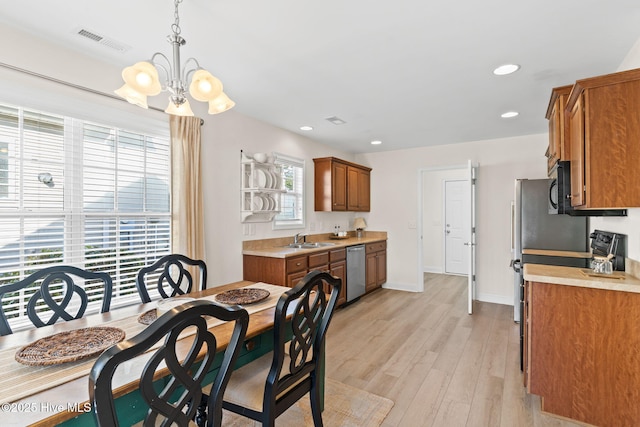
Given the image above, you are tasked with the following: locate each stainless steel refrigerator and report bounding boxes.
[511,179,588,322]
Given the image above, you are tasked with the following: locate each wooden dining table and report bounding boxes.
[0,280,294,427]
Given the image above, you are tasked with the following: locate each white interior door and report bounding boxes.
[444,180,469,275]
[416,163,476,296]
[466,160,477,315]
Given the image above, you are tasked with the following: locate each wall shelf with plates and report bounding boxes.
[241,151,285,223]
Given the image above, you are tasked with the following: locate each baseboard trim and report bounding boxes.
[476,292,512,306]
[381,282,421,292]
[423,266,443,274]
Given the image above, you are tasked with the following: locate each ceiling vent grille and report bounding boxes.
[325,116,347,125]
[77,28,103,42]
[75,28,130,52]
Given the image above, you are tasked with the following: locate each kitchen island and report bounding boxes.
[523,263,640,427]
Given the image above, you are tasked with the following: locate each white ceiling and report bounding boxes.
[1,0,639,153]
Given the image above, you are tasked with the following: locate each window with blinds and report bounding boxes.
[0,103,171,329]
[273,154,305,230]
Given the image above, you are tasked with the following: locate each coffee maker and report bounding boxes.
[589,230,626,271]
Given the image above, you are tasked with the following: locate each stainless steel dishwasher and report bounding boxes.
[346,245,366,302]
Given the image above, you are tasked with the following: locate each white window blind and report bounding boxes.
[0,103,170,330]
[273,153,305,230]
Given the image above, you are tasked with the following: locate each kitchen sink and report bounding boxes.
[284,242,336,249]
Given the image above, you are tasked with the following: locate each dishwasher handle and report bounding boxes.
[347,246,365,252]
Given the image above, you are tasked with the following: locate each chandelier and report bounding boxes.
[115,0,234,117]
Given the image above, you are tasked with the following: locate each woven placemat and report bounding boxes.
[138,309,157,325]
[215,288,270,305]
[15,326,125,366]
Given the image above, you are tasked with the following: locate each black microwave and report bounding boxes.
[548,161,627,216]
[548,161,572,214]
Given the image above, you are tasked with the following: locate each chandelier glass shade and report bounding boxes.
[115,0,234,116]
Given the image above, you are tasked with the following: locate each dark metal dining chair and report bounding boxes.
[135,254,207,303]
[222,270,341,427]
[0,265,113,336]
[89,299,249,427]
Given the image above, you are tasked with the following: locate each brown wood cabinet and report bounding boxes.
[285,255,307,287]
[524,280,640,427]
[328,248,346,306]
[568,95,585,207]
[313,157,371,212]
[243,247,348,306]
[365,241,386,292]
[545,85,573,175]
[565,68,640,209]
[346,165,370,211]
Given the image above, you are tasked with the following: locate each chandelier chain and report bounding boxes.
[172,0,183,37]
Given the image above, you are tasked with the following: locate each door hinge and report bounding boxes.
[472,274,476,282]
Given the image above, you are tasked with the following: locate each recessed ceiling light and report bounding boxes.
[300,125,313,131]
[501,111,519,118]
[370,140,382,145]
[493,64,520,76]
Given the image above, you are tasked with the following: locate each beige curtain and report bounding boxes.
[169,115,205,262]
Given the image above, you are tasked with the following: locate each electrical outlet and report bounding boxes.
[408,220,417,229]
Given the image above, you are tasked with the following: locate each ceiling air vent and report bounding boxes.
[325,116,347,125]
[74,28,130,53]
[77,28,103,42]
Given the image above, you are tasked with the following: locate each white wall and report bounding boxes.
[357,134,548,304]
[194,107,357,285]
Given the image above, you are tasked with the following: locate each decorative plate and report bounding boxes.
[263,194,275,211]
[254,169,268,188]
[15,326,125,366]
[273,171,282,190]
[215,288,270,305]
[253,194,264,211]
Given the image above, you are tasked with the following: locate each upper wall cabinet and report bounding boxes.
[565,68,640,209]
[313,157,371,212]
[545,85,573,176]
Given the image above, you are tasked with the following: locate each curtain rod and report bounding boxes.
[0,61,205,125]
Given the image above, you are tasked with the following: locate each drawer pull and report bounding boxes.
[244,340,257,351]
[296,262,301,266]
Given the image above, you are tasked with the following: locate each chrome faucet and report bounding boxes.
[293,233,307,244]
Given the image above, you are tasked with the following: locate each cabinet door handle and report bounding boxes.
[296,262,302,266]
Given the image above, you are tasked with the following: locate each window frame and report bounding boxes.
[272,153,305,230]
[0,102,171,331]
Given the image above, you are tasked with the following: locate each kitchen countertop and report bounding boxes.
[522,248,592,258]
[523,263,640,294]
[242,232,387,259]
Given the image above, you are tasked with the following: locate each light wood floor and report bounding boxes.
[324,273,583,427]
